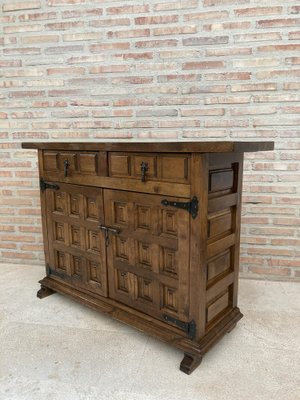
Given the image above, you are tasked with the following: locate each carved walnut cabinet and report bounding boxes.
[22,141,273,374]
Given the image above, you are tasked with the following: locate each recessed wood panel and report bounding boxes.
[109,153,131,177]
[137,277,153,303]
[78,153,98,174]
[68,194,80,217]
[43,151,58,171]
[54,221,65,243]
[159,156,189,183]
[162,209,178,236]
[86,197,99,220]
[137,241,152,270]
[136,205,151,230]
[55,250,68,272]
[70,225,81,248]
[113,202,129,225]
[207,291,229,323]
[115,237,130,261]
[70,255,82,278]
[161,285,178,313]
[53,191,66,214]
[208,209,233,240]
[86,260,102,288]
[207,250,231,282]
[116,269,129,293]
[160,247,177,277]
[209,169,234,193]
[87,230,101,254]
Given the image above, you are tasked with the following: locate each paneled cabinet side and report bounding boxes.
[38,150,50,268]
[189,153,209,340]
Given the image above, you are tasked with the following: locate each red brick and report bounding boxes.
[107,28,150,39]
[90,43,130,52]
[289,31,300,40]
[46,21,84,30]
[204,22,251,31]
[257,44,300,52]
[183,61,225,70]
[135,15,178,24]
[248,267,291,276]
[19,11,57,21]
[184,11,229,21]
[135,39,178,48]
[154,0,198,11]
[234,7,283,17]
[106,5,149,15]
[257,18,300,28]
[2,1,41,12]
[234,32,282,42]
[183,36,229,46]
[89,18,130,27]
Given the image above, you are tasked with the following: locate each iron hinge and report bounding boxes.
[40,178,60,193]
[162,314,196,340]
[161,196,199,219]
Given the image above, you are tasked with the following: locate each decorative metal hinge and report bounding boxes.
[161,196,199,219]
[40,178,60,193]
[162,314,196,340]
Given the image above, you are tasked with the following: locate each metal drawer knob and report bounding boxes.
[140,162,149,182]
[63,159,70,177]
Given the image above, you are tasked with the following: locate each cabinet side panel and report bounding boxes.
[205,153,243,331]
[38,150,49,267]
[189,154,209,339]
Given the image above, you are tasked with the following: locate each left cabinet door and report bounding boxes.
[44,182,108,297]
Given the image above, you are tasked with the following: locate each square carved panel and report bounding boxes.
[161,285,178,313]
[115,236,130,261]
[136,205,151,230]
[69,225,81,248]
[70,255,82,278]
[68,194,81,218]
[160,247,177,277]
[86,230,101,253]
[161,209,178,237]
[86,196,99,221]
[116,269,129,293]
[54,221,65,243]
[55,250,68,272]
[113,202,128,225]
[53,191,66,214]
[137,277,153,303]
[137,241,152,270]
[86,260,102,287]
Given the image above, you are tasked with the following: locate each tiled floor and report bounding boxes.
[0,263,299,400]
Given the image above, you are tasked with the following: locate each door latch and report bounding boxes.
[99,225,121,246]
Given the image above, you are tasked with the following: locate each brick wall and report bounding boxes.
[0,0,299,280]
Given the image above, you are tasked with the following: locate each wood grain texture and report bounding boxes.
[22,141,274,153]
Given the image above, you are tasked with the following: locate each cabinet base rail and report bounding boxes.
[37,277,243,375]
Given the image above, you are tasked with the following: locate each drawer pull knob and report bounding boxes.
[63,159,70,177]
[140,162,149,182]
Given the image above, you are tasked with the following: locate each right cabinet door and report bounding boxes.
[104,189,190,323]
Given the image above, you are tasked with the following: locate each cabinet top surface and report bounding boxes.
[22,141,274,153]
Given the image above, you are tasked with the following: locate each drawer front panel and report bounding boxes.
[108,152,190,184]
[43,151,102,181]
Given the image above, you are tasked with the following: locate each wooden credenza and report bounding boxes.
[22,141,273,374]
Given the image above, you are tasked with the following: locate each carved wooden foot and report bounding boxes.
[180,353,202,375]
[37,285,55,299]
[227,323,237,334]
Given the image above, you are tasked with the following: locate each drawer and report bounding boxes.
[43,151,102,179]
[108,152,190,184]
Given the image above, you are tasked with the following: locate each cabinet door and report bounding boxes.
[45,183,108,297]
[105,189,190,322]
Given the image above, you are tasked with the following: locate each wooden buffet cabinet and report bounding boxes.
[22,141,273,374]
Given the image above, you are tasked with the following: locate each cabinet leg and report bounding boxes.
[37,285,55,299]
[227,323,237,334]
[180,353,202,375]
